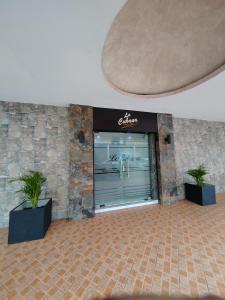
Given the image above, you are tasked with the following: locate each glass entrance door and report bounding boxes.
[94,132,158,209]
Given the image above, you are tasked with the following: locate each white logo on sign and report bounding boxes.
[118,112,138,128]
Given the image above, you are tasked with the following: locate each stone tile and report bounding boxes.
[1,196,225,298]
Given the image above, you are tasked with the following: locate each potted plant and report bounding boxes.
[185,164,216,206]
[8,171,52,244]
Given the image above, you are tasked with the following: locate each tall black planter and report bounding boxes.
[8,198,52,244]
[185,183,216,206]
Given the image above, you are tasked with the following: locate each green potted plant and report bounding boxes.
[8,171,52,244]
[185,164,216,206]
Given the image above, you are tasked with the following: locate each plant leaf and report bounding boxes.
[10,171,47,208]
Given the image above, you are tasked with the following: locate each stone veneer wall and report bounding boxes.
[2,100,225,226]
[0,101,94,228]
[157,114,178,204]
[0,101,70,227]
[173,118,225,199]
[68,105,94,219]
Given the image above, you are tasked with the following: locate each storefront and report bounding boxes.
[0,102,178,227]
[93,108,160,211]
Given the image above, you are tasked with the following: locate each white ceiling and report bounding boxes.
[0,0,225,122]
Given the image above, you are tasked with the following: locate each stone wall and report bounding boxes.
[0,101,94,228]
[0,101,70,227]
[1,100,225,227]
[157,114,178,205]
[68,105,94,219]
[173,118,225,199]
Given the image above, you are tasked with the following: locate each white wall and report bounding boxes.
[0,0,225,121]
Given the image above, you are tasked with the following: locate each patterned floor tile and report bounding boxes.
[1,195,225,299]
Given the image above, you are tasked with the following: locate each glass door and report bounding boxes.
[94,132,158,209]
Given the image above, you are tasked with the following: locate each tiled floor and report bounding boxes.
[1,196,225,300]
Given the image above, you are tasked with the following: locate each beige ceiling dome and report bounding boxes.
[102,0,225,97]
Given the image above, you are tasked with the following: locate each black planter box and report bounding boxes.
[8,198,52,244]
[185,183,216,206]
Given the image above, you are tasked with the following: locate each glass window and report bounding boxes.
[94,132,158,209]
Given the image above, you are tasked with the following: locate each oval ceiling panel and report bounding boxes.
[102,0,225,97]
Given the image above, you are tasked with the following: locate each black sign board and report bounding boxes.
[93,108,158,133]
